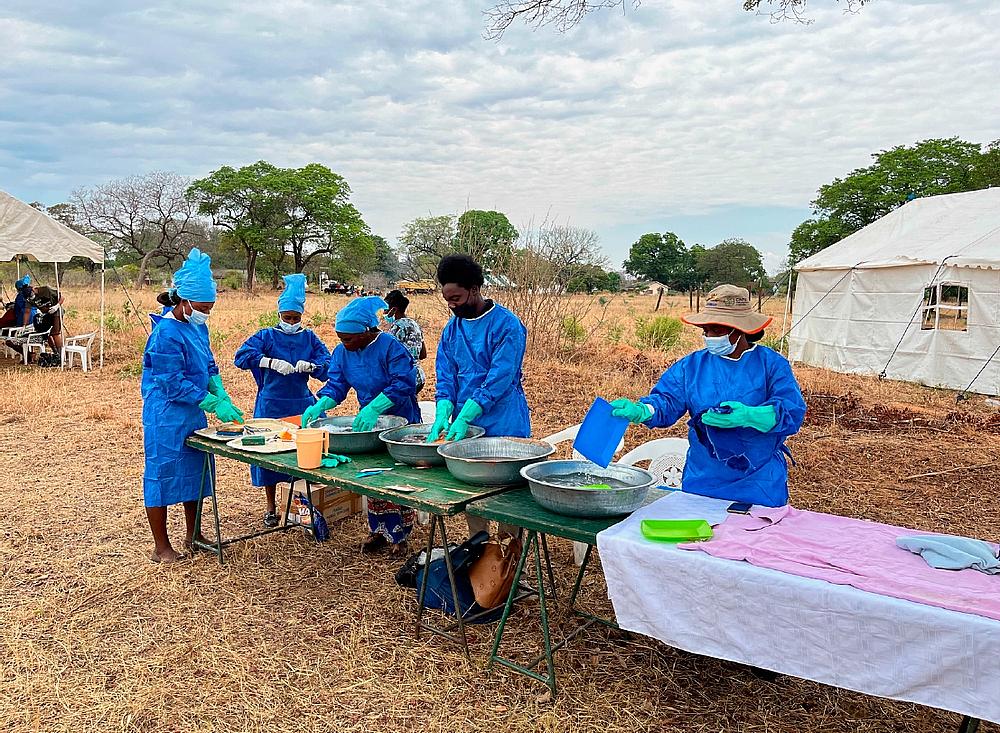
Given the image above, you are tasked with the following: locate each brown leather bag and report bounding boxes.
[468,536,523,609]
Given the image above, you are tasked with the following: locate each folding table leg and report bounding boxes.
[489,530,534,665]
[304,481,320,542]
[958,716,980,733]
[414,514,439,637]
[192,454,223,564]
[533,533,557,698]
[207,458,224,565]
[437,517,471,659]
[540,533,558,601]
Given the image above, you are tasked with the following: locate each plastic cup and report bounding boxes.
[295,429,328,469]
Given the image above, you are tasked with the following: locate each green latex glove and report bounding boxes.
[426,400,454,443]
[321,453,352,468]
[215,400,244,424]
[352,392,394,432]
[445,399,483,442]
[302,396,338,427]
[207,374,228,399]
[610,398,654,424]
[198,392,223,413]
[701,401,778,433]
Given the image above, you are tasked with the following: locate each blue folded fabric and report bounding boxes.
[896,534,1000,574]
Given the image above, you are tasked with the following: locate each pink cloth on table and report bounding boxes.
[679,506,1000,621]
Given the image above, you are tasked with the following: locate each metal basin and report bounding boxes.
[379,423,486,467]
[521,459,655,518]
[437,437,555,487]
[306,414,408,454]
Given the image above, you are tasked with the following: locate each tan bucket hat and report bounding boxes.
[681,284,772,334]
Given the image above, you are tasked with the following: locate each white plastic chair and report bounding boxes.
[22,328,52,364]
[619,437,689,489]
[542,423,628,565]
[62,332,96,371]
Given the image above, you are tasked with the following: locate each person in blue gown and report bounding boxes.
[141,249,245,563]
[302,296,420,554]
[610,285,806,508]
[427,254,529,538]
[234,274,331,527]
[13,275,35,327]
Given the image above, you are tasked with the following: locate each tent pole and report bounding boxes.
[100,258,106,369]
[781,271,793,358]
[54,261,59,291]
[16,257,20,279]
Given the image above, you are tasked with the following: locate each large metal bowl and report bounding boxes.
[521,459,656,518]
[437,437,555,487]
[306,414,408,454]
[379,423,486,467]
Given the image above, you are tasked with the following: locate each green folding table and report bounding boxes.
[185,434,518,657]
[466,486,669,697]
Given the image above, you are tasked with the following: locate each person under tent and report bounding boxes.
[301,296,420,555]
[234,274,331,528]
[609,284,806,508]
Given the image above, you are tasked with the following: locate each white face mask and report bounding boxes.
[704,332,736,357]
[278,319,302,334]
[185,301,211,326]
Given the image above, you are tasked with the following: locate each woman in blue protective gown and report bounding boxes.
[301,296,420,554]
[234,274,331,528]
[142,249,245,563]
[427,254,530,538]
[610,284,806,508]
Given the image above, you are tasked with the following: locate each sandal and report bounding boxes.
[361,533,388,555]
[263,511,280,528]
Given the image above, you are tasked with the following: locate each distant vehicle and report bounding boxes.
[395,279,436,294]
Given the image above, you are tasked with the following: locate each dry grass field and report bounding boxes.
[1,285,997,733]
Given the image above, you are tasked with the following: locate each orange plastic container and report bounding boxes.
[295,429,328,469]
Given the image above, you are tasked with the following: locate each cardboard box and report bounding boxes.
[278,480,362,529]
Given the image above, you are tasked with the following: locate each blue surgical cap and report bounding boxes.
[335,296,388,334]
[16,275,30,289]
[277,273,307,313]
[173,248,217,302]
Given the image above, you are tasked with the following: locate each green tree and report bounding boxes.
[788,216,851,264]
[695,238,765,288]
[371,235,401,280]
[398,215,456,279]
[604,271,622,292]
[623,232,696,291]
[187,161,289,290]
[566,264,609,293]
[971,139,1000,189]
[455,210,518,266]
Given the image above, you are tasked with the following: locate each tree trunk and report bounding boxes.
[245,249,257,291]
[136,249,158,289]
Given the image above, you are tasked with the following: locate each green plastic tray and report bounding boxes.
[640,519,713,543]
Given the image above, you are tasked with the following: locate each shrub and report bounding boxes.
[560,315,587,345]
[634,316,683,351]
[760,332,788,353]
[257,310,279,329]
[223,272,245,290]
[311,312,325,327]
[605,322,624,344]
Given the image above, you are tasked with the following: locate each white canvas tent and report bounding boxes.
[788,188,1000,394]
[0,189,106,366]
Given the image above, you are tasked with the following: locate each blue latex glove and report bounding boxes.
[426,400,454,443]
[701,401,778,432]
[321,454,352,468]
[445,399,483,442]
[610,398,653,424]
[352,392,394,432]
[302,396,338,427]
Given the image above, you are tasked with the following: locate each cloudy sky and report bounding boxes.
[2,0,998,272]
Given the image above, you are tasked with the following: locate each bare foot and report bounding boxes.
[150,547,186,563]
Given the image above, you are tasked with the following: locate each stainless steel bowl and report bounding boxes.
[306,414,408,454]
[379,423,486,467]
[436,437,555,487]
[521,459,655,517]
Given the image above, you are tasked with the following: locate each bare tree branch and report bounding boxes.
[484,0,638,40]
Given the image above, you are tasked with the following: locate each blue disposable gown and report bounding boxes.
[640,345,806,507]
[317,334,420,424]
[13,291,35,326]
[234,327,331,486]
[141,316,219,507]
[435,303,531,437]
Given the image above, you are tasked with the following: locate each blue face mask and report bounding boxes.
[185,302,211,326]
[278,319,302,334]
[704,332,736,357]
[382,314,396,325]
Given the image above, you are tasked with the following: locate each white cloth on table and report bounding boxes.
[596,491,1000,725]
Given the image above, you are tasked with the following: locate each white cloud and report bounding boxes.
[1,0,998,266]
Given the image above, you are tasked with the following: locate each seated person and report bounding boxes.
[6,286,63,362]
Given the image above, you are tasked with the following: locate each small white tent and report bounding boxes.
[788,188,1000,395]
[0,189,106,366]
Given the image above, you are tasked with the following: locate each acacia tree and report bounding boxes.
[73,172,199,287]
[398,215,457,279]
[695,238,765,288]
[484,0,868,38]
[622,231,696,291]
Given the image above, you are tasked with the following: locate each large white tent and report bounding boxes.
[788,188,1000,395]
[0,189,106,366]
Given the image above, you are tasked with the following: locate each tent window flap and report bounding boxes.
[921,283,969,331]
